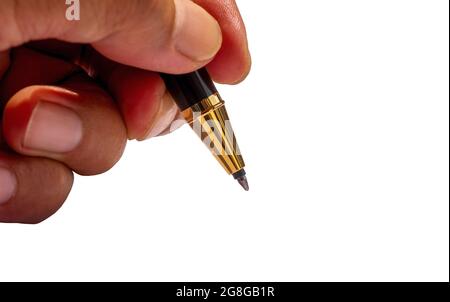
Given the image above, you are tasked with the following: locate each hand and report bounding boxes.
[0,0,251,223]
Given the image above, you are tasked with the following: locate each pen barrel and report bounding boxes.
[181,93,246,176]
[161,68,246,176]
[161,68,218,111]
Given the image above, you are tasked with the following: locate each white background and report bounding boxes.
[0,0,448,281]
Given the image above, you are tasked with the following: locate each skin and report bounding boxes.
[0,0,251,223]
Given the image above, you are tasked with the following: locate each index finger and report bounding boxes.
[197,0,252,84]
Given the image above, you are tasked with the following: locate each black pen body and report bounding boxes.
[160,68,217,110]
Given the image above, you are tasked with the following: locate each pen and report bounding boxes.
[161,68,249,191]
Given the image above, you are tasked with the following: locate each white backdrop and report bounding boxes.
[0,0,448,281]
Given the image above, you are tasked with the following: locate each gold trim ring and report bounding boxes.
[181,94,224,124]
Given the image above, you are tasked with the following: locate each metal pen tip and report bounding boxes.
[233,169,249,191]
[236,176,249,191]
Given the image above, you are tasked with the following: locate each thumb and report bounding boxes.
[0,0,222,73]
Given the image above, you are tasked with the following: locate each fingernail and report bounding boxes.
[0,167,17,205]
[24,101,83,153]
[144,93,180,139]
[157,111,186,137]
[174,0,222,62]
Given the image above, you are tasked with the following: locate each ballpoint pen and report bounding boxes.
[161,68,248,191]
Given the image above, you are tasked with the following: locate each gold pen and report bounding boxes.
[161,68,248,190]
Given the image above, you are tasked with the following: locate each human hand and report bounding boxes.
[0,0,251,223]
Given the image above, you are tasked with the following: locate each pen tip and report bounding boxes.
[236,175,249,191]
